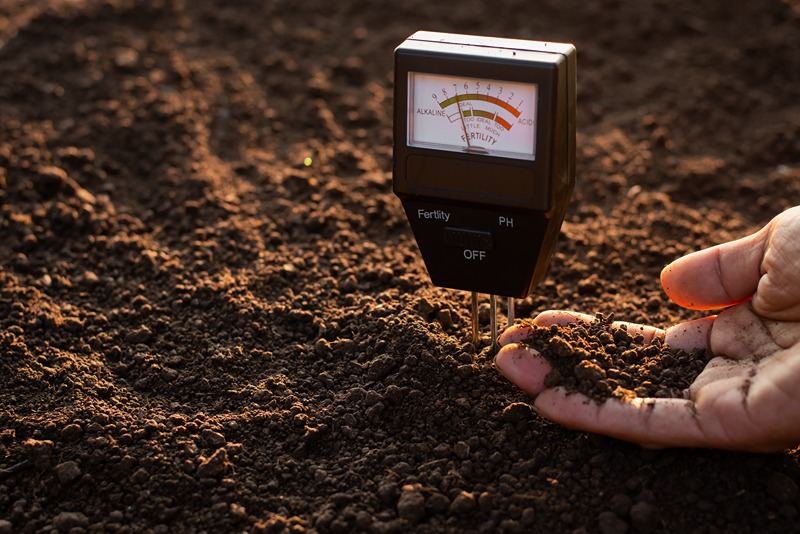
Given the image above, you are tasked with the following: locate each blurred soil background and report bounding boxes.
[1,0,800,532]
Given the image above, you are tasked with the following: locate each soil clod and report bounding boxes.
[518,315,712,402]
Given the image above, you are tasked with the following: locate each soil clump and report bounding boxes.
[519,314,712,402]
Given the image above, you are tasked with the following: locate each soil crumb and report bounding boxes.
[519,314,713,402]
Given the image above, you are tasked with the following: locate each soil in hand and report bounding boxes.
[518,314,713,402]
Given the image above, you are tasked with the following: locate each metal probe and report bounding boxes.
[470,294,515,351]
[490,294,498,352]
[471,291,479,345]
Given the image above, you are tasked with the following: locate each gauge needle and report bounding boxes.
[455,95,472,148]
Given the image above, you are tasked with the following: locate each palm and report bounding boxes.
[686,303,800,451]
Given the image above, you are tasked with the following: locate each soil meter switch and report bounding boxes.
[392,31,576,347]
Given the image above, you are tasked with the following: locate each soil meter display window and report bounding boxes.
[408,72,538,160]
[393,31,576,303]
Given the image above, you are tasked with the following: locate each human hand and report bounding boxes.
[495,206,800,452]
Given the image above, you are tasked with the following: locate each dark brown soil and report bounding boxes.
[519,314,712,403]
[2,1,800,533]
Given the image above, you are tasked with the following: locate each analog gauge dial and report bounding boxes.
[408,72,537,160]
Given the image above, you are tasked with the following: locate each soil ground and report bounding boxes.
[2,1,800,532]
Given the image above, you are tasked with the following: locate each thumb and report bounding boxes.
[660,226,768,311]
[660,206,800,320]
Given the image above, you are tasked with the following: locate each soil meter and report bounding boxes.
[393,31,576,347]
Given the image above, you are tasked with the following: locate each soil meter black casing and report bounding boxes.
[393,31,576,298]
